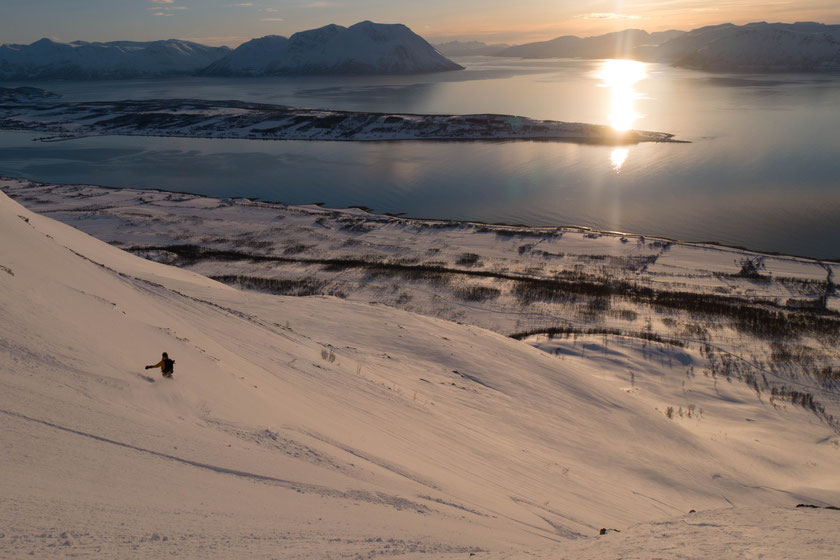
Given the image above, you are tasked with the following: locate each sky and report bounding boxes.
[1,0,839,46]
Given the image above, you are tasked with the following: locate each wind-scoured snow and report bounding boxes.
[1,180,839,557]
[0,98,678,143]
[0,38,230,80]
[201,21,462,76]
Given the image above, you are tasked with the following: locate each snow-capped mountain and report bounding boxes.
[495,29,683,59]
[637,22,840,71]
[0,38,230,80]
[202,21,463,76]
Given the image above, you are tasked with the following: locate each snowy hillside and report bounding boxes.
[0,38,230,80]
[637,22,840,72]
[495,29,680,60]
[2,182,840,557]
[202,21,463,76]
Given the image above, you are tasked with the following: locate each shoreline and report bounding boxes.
[0,174,830,264]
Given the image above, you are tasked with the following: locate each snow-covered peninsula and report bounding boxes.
[2,177,839,558]
[0,98,678,143]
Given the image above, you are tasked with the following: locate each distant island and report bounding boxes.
[0,98,678,144]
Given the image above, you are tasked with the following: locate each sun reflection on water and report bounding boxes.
[597,59,647,132]
[610,148,629,172]
[597,59,646,172]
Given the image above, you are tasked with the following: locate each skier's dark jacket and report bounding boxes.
[148,358,175,374]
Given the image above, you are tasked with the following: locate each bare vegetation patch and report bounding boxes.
[211,275,327,297]
[451,286,502,302]
[456,253,482,267]
[283,244,313,255]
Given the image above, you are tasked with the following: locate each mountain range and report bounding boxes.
[434,40,512,57]
[2,21,838,81]
[491,22,840,72]
[492,29,685,59]
[0,22,461,80]
[0,38,231,79]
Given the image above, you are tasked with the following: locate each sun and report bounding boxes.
[597,59,647,132]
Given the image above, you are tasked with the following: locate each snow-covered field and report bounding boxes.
[0,98,678,144]
[2,178,839,558]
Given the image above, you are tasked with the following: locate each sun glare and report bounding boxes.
[610,148,629,172]
[597,59,646,132]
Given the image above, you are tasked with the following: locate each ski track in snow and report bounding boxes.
[0,408,429,512]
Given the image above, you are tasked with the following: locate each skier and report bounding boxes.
[145,352,175,378]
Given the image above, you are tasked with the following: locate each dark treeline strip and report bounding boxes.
[132,244,840,340]
[509,326,686,347]
[210,275,327,297]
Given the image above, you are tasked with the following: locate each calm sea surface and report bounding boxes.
[1,57,838,258]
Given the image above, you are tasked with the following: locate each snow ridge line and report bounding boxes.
[0,409,429,512]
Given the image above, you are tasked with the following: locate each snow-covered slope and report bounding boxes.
[2,188,839,557]
[637,22,840,72]
[202,21,463,76]
[0,38,230,80]
[495,29,679,60]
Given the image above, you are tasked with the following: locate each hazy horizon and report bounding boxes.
[2,1,839,48]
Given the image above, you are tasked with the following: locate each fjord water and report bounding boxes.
[1,57,838,258]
